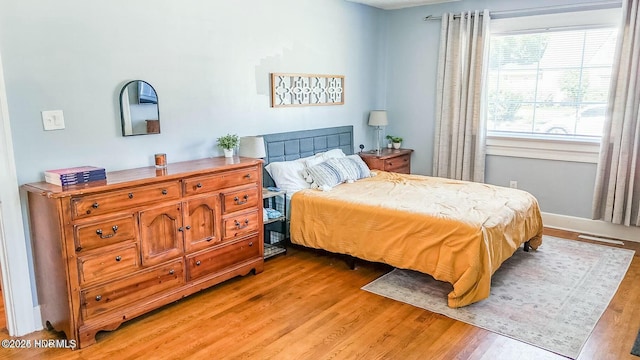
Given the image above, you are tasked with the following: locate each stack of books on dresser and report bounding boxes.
[44,166,106,186]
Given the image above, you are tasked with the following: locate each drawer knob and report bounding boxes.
[161,189,168,195]
[195,260,201,266]
[178,227,184,232]
[234,219,249,229]
[248,242,253,247]
[233,194,249,205]
[96,225,118,239]
[244,174,252,179]
[95,295,102,302]
[128,193,134,199]
[169,269,175,275]
[185,225,191,230]
[196,183,203,188]
[115,256,121,262]
[92,202,99,209]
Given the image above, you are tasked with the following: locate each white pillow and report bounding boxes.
[303,154,326,168]
[264,160,309,193]
[322,148,346,159]
[303,149,346,168]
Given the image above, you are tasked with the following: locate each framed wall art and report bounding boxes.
[270,73,344,107]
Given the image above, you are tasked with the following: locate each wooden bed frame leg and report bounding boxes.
[345,256,356,270]
[523,240,531,252]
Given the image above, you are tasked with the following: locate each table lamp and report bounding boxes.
[368,110,388,154]
[238,136,266,158]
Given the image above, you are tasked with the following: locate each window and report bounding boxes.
[484,8,622,162]
[487,27,617,139]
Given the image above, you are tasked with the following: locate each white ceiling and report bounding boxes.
[345,0,459,10]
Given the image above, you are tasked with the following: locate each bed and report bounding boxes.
[261,126,543,308]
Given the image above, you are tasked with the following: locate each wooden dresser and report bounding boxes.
[358,148,413,174]
[22,157,264,348]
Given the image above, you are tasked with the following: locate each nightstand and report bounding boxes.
[359,148,413,174]
[263,188,287,259]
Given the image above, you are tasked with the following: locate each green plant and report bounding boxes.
[385,135,403,143]
[216,133,239,150]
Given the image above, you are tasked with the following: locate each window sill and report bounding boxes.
[486,134,600,163]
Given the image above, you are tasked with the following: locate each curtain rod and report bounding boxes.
[423,0,621,21]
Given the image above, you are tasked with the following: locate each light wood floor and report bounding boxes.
[0,285,5,332]
[0,228,638,359]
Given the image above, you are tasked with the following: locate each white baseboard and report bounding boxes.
[542,212,640,243]
[32,305,43,331]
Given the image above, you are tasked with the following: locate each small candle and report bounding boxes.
[155,153,167,168]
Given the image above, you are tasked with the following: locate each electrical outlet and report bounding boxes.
[42,110,65,131]
[509,180,518,189]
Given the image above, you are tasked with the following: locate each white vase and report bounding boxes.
[393,142,401,149]
[223,148,234,158]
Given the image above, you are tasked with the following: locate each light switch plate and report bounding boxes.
[42,110,65,130]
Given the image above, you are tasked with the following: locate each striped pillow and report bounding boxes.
[305,156,371,190]
[341,155,371,180]
[305,158,345,189]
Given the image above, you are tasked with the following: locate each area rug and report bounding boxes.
[632,328,640,357]
[362,236,634,359]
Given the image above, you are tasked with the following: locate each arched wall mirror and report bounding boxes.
[120,80,160,136]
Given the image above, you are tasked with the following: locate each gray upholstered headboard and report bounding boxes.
[262,126,354,164]
[260,125,354,187]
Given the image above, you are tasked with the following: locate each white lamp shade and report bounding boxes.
[238,136,266,158]
[368,110,388,126]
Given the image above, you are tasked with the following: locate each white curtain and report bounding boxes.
[432,9,490,182]
[592,0,640,226]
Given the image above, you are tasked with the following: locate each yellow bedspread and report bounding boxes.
[290,171,543,308]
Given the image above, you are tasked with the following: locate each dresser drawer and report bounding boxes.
[81,259,184,320]
[78,243,140,286]
[384,154,411,172]
[222,210,259,240]
[74,215,136,252]
[187,235,260,281]
[72,181,181,219]
[221,186,259,214]
[183,167,259,196]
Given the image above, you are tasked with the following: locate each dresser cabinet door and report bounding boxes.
[139,203,184,266]
[183,195,221,253]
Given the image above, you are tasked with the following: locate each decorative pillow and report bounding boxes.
[264,160,309,193]
[341,155,371,180]
[303,156,372,190]
[304,159,346,190]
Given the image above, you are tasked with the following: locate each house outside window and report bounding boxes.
[485,8,621,163]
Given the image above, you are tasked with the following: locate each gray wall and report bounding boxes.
[0,0,385,185]
[0,0,384,305]
[383,0,609,217]
[485,156,596,218]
